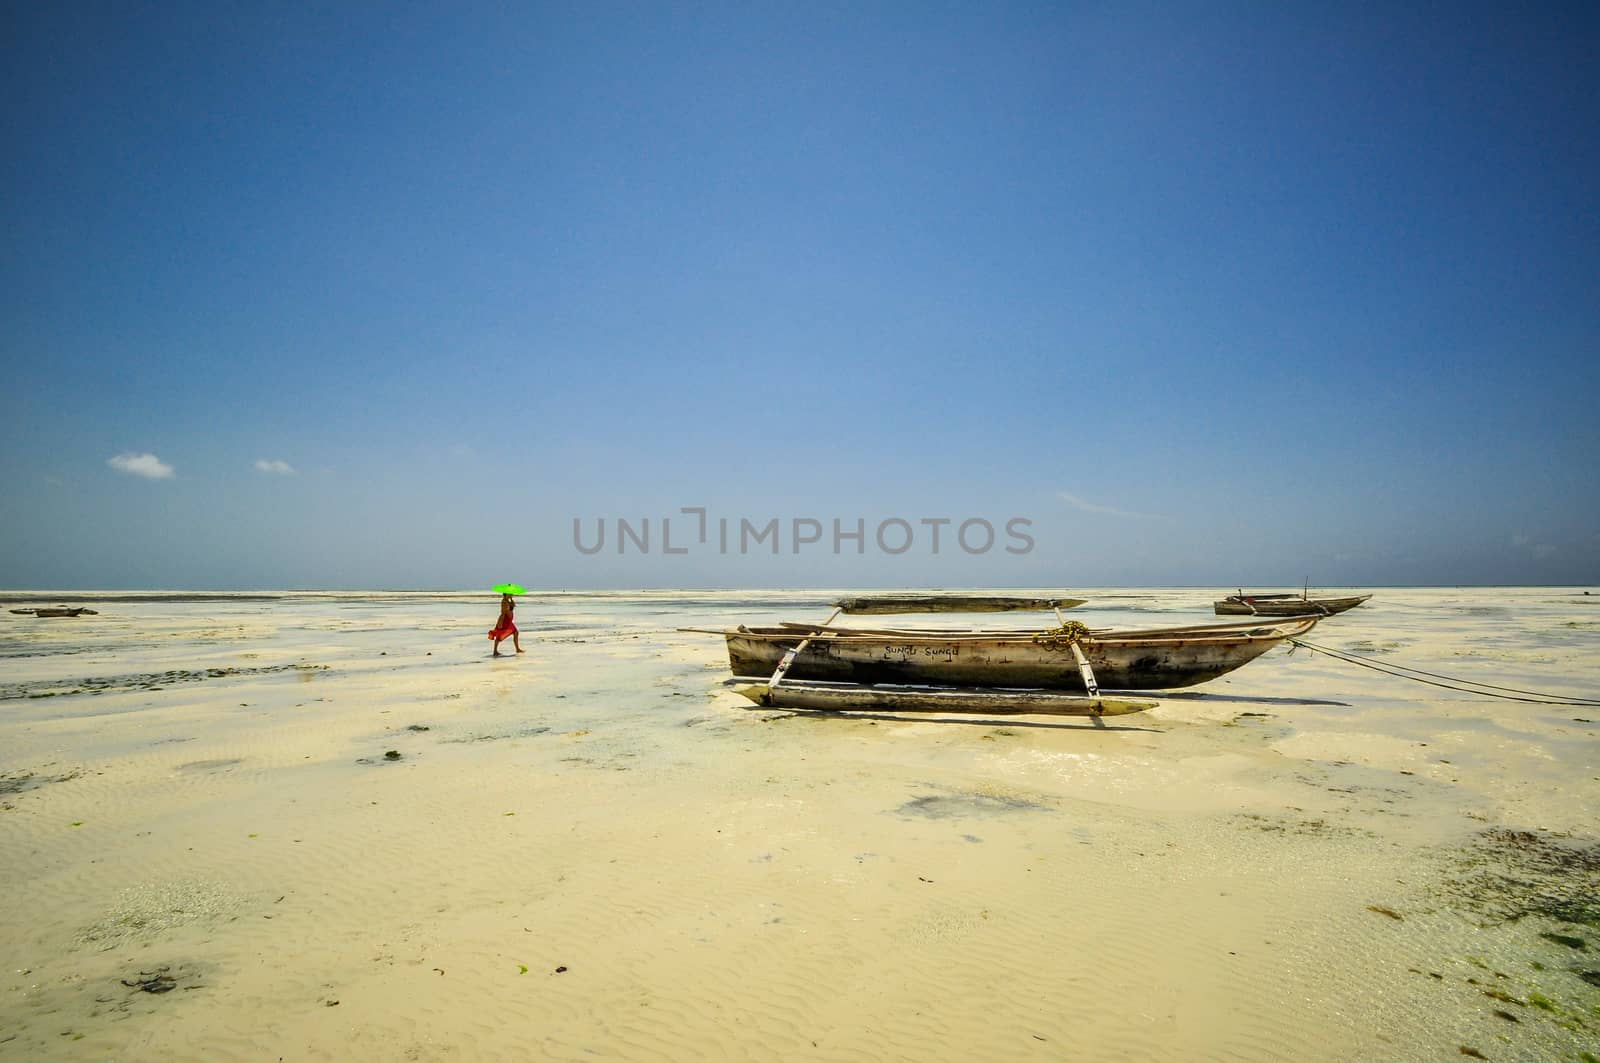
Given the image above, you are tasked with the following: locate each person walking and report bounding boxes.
[489,592,523,656]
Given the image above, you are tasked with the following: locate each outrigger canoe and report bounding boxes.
[683,595,1318,717]
[708,615,1319,692]
[1214,592,1370,617]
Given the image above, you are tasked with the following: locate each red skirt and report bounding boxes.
[488,619,517,640]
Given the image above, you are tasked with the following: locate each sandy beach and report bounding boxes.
[1,588,1596,1061]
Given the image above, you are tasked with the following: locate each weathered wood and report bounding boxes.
[1214,594,1371,617]
[1069,642,1099,697]
[774,620,1066,637]
[713,617,1319,692]
[730,679,1156,717]
[10,607,98,617]
[833,595,1086,615]
[750,617,1304,642]
[768,607,840,689]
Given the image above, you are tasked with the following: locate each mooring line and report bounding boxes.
[1287,638,1600,707]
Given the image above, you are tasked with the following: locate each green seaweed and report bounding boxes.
[1441,830,1600,939]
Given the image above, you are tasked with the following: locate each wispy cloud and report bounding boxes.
[254,459,296,475]
[108,452,174,480]
[1511,533,1556,560]
[1056,490,1162,520]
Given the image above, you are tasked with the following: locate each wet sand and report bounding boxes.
[1,588,1596,1061]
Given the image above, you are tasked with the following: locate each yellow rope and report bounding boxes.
[1033,620,1091,649]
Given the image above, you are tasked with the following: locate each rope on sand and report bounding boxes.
[1287,638,1600,707]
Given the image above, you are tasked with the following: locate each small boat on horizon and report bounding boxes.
[1214,591,1371,617]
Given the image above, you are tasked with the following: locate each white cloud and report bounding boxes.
[254,459,296,475]
[108,452,174,480]
[1056,490,1161,520]
[1511,533,1556,559]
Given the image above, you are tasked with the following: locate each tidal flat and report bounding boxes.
[1,588,1596,1061]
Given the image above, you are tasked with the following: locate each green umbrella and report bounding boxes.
[492,583,526,595]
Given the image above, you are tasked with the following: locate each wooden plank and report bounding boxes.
[1069,642,1100,697]
[729,680,1156,717]
[774,620,1086,637]
[833,595,1086,615]
[750,616,1317,643]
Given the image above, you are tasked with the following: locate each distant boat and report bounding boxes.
[684,594,1318,717]
[1214,592,1370,617]
[9,607,98,617]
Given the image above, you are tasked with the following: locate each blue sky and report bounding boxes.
[2,2,1596,589]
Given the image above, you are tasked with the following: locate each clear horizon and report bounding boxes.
[4,4,1596,590]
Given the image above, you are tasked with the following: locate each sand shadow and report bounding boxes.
[1156,691,1351,707]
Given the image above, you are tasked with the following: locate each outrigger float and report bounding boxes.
[684,595,1319,718]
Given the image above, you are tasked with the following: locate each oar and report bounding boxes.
[769,606,842,690]
[1047,604,1102,706]
[1069,642,1100,699]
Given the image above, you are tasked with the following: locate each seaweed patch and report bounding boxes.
[1,663,328,702]
[896,790,1048,819]
[1440,828,1600,932]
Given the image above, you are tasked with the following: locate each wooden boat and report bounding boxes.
[707,615,1318,692]
[1214,592,1370,617]
[683,595,1317,716]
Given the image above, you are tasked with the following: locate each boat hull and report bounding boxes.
[723,620,1312,692]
